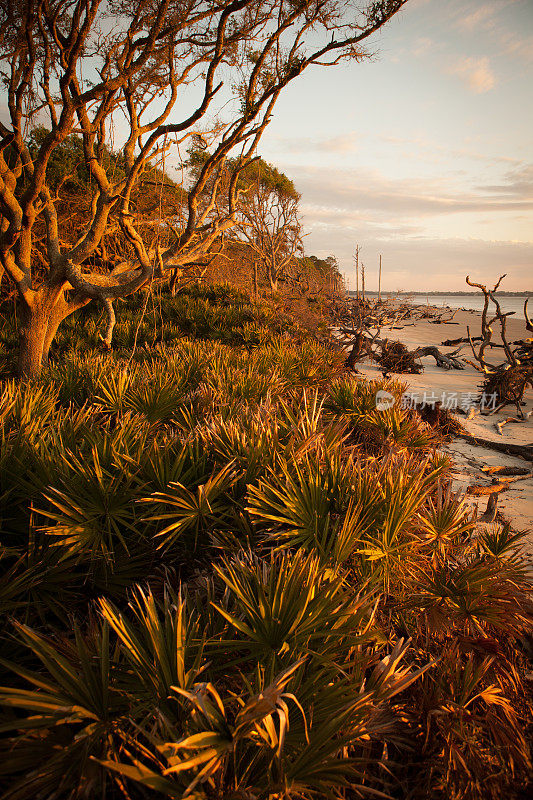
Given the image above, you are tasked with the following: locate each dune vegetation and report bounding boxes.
[0,1,531,797]
[0,283,532,800]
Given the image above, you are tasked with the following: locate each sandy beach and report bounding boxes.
[353,303,533,553]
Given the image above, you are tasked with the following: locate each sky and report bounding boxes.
[255,0,533,292]
[2,0,531,292]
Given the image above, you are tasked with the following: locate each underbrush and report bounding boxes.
[0,286,531,799]
[0,283,322,377]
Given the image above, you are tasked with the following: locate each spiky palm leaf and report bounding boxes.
[142,461,238,552]
[211,550,375,671]
[0,621,128,800]
[99,587,206,712]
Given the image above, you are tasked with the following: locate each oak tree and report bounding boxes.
[0,0,407,377]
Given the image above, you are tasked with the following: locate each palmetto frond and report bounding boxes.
[360,406,437,452]
[324,377,406,421]
[211,550,375,670]
[93,368,135,414]
[0,621,128,799]
[407,555,533,639]
[200,412,278,486]
[126,373,188,423]
[38,444,142,561]
[99,639,429,799]
[142,461,238,552]
[416,485,473,563]
[99,587,207,709]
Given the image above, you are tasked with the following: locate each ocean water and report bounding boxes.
[406,294,531,316]
[351,292,531,317]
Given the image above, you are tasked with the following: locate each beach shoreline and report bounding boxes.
[350,300,533,550]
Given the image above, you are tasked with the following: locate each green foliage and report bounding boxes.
[0,285,531,800]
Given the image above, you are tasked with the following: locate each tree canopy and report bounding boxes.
[0,0,407,376]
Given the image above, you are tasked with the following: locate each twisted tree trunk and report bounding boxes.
[18,300,50,379]
[17,286,91,378]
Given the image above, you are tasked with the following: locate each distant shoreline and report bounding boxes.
[348,290,532,297]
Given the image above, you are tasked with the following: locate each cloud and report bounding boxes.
[287,163,533,290]
[411,37,434,58]
[449,0,533,64]
[448,56,496,93]
[291,165,533,221]
[498,30,533,64]
[479,164,533,197]
[267,132,357,155]
[455,3,501,32]
[377,134,522,168]
[317,133,358,153]
[305,232,533,292]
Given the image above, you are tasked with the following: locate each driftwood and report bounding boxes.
[456,430,533,462]
[481,493,499,522]
[412,345,465,370]
[337,287,533,391]
[441,335,505,349]
[481,465,531,476]
[442,335,481,346]
[465,275,533,415]
[525,298,533,333]
[494,415,531,436]
[378,339,422,374]
[468,470,531,524]
[429,309,459,325]
[467,482,508,496]
[337,298,470,373]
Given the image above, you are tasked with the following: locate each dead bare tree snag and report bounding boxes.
[0,0,408,377]
[354,244,360,301]
[465,275,533,416]
[337,296,466,373]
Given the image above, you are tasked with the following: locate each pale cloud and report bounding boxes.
[412,37,434,58]
[449,0,533,64]
[289,163,533,289]
[455,2,502,32]
[480,164,533,196]
[318,133,358,153]
[498,30,533,63]
[291,165,533,220]
[448,56,496,93]
[267,133,357,154]
[305,231,533,292]
[377,134,522,167]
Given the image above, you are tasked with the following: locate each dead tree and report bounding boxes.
[412,345,465,370]
[354,245,360,301]
[337,295,467,373]
[465,275,533,415]
[0,0,408,377]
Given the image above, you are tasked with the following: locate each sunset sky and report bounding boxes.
[258,0,533,292]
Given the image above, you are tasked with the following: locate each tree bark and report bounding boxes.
[41,301,70,366]
[17,289,89,377]
[17,297,51,379]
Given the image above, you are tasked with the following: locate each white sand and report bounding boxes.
[353,304,533,546]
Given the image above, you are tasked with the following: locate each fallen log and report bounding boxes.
[412,345,465,370]
[455,431,533,462]
[467,482,508,496]
[495,416,528,435]
[441,336,481,346]
[482,465,531,476]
